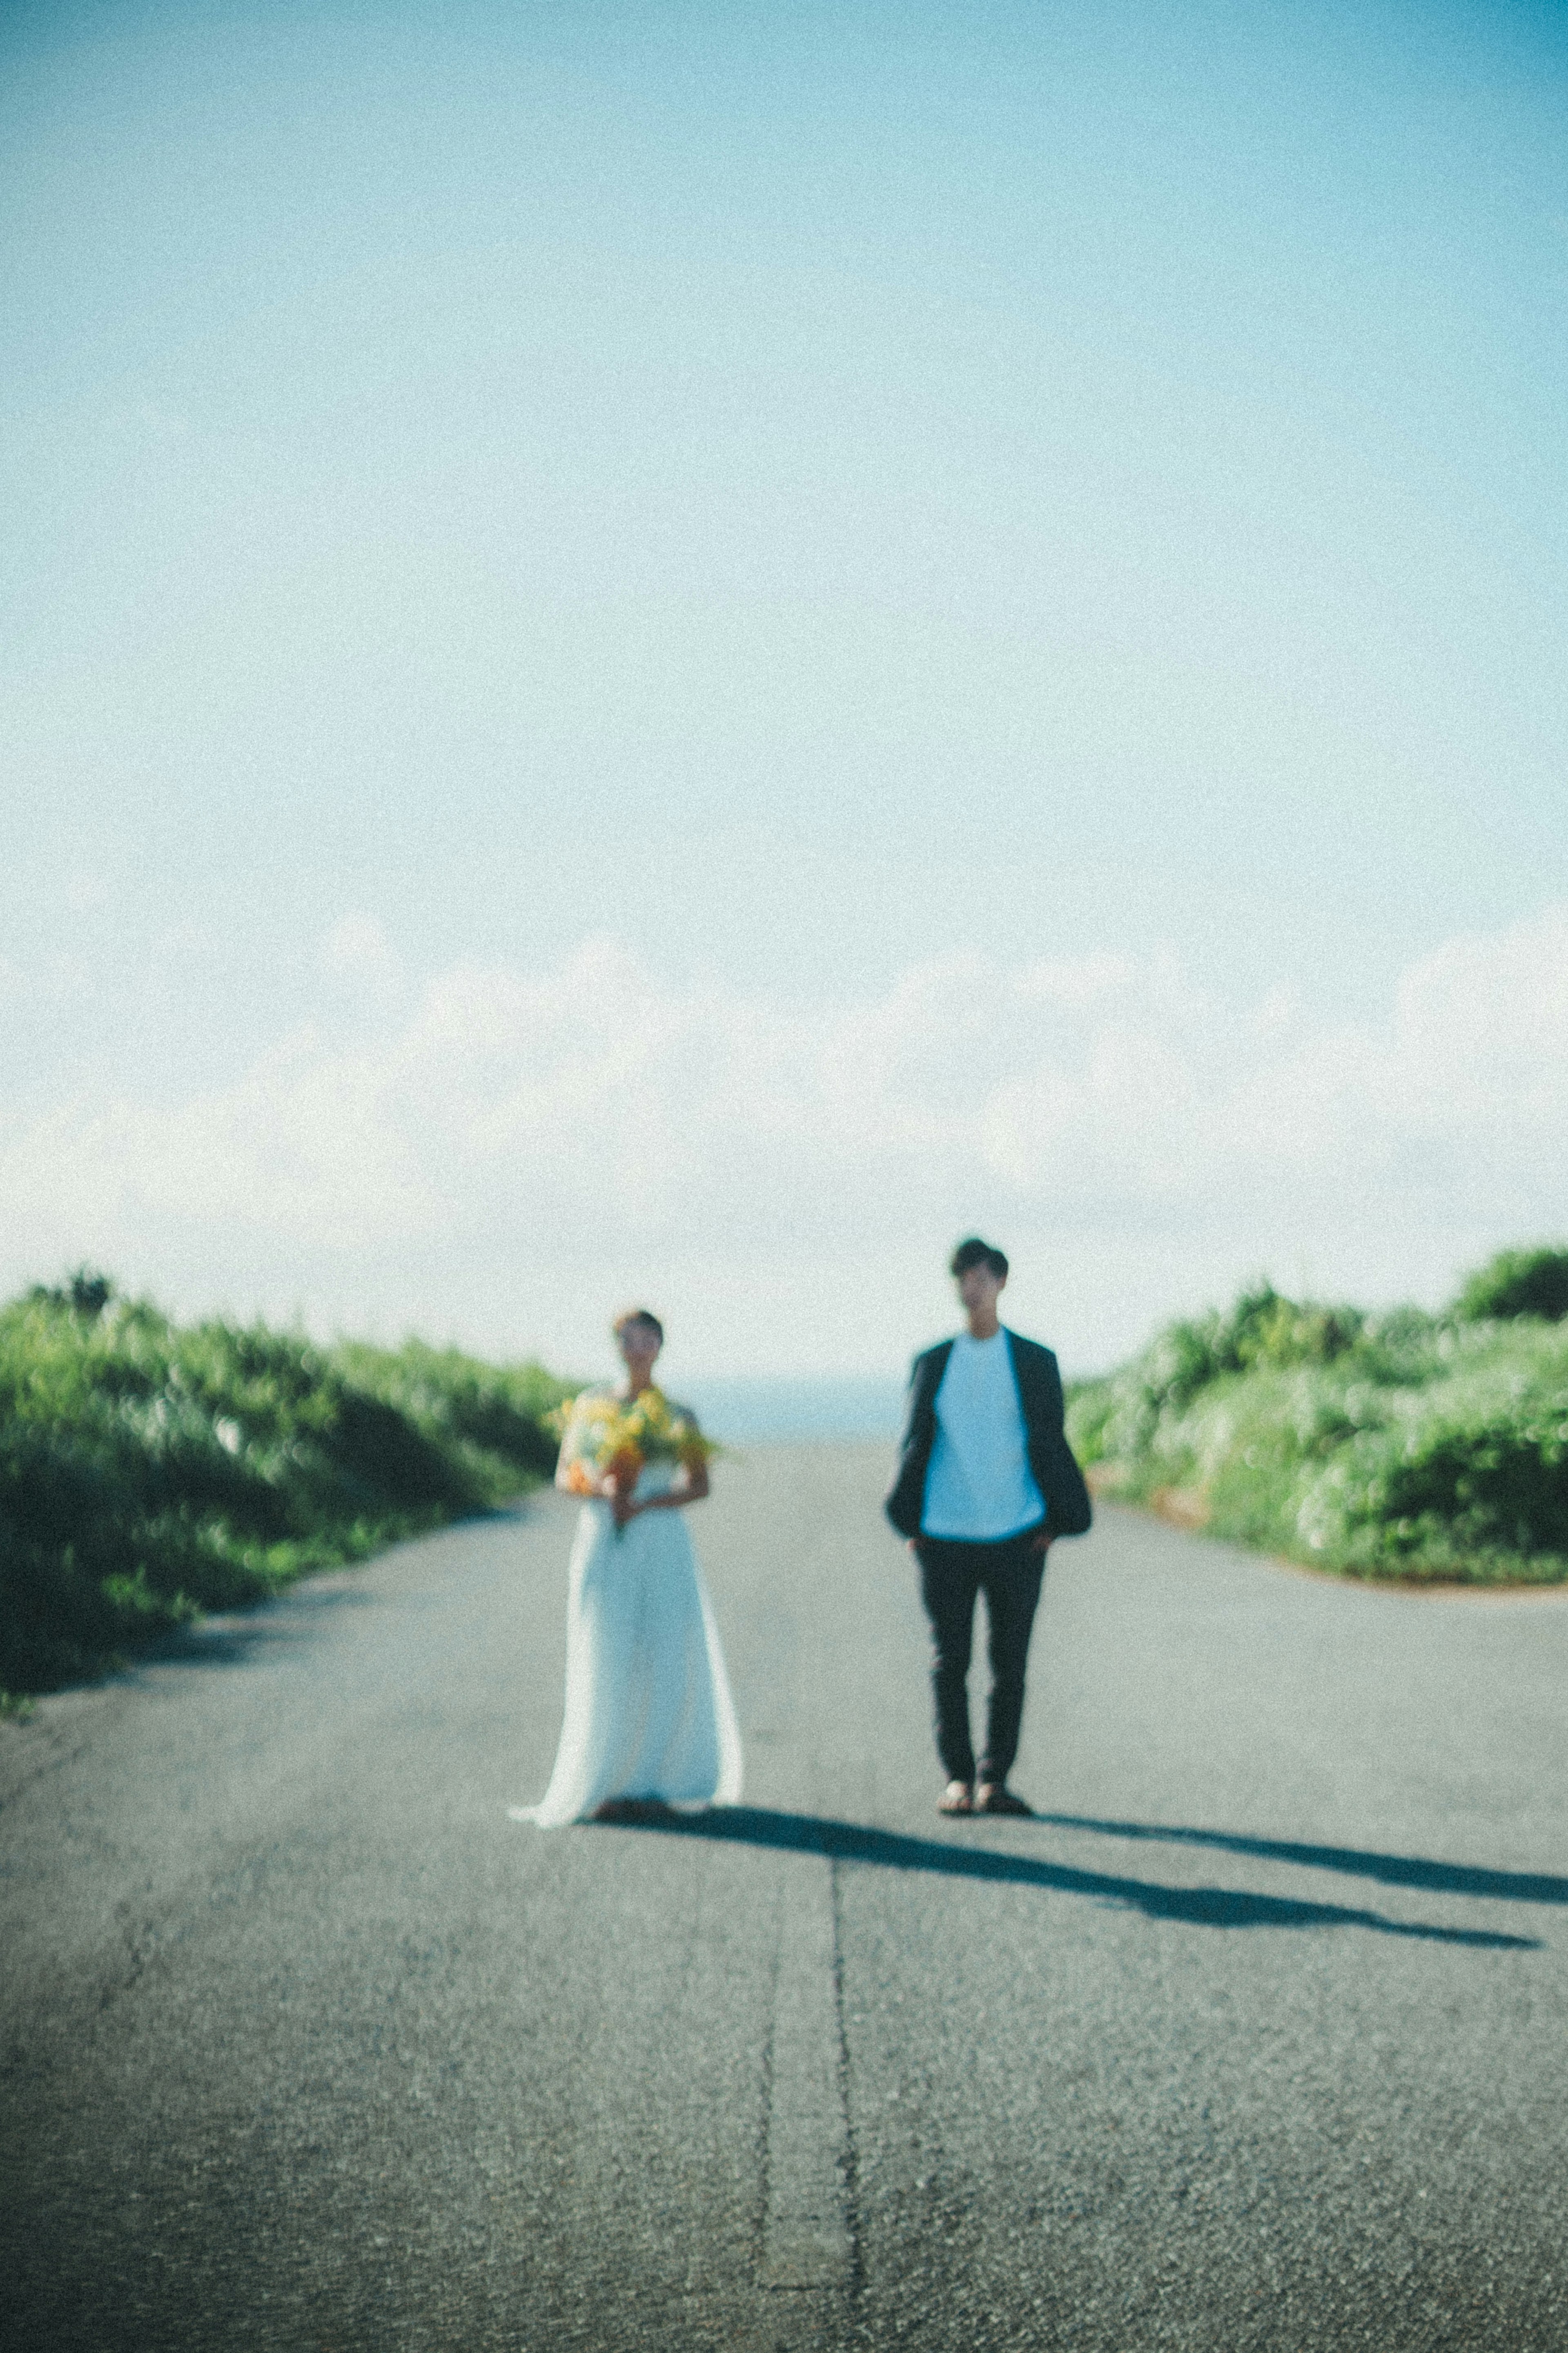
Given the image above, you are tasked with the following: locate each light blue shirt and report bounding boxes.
[920,1330,1046,1541]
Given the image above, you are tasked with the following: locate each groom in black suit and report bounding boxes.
[886,1238,1092,1816]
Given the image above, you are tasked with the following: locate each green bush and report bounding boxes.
[1067,1280,1568,1586]
[1452,1245,1568,1325]
[0,1276,573,1696]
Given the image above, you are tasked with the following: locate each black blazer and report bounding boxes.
[884,1329,1093,1542]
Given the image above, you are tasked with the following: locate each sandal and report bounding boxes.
[976,1782,1033,1816]
[938,1780,975,1815]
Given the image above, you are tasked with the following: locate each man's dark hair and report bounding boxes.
[949,1237,1008,1280]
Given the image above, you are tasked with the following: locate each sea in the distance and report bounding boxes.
[677,1375,906,1447]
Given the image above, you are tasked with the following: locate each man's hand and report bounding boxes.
[1029,1531,1054,1556]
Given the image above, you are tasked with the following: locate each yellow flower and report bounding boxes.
[553,1383,715,1477]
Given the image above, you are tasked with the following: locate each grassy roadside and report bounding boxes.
[0,1273,575,1700]
[1065,1248,1568,1587]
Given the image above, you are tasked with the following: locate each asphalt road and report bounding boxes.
[3,1442,1566,2353]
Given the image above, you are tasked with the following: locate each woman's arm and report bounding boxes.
[616,1458,709,1521]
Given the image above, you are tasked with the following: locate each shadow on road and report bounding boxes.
[1036,1814,1568,1907]
[113,1584,383,1674]
[621,1807,1539,1948]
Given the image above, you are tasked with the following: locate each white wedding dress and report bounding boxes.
[516,1425,744,1828]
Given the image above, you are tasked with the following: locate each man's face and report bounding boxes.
[956,1264,1004,1320]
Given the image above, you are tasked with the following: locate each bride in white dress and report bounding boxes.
[514,1309,743,1827]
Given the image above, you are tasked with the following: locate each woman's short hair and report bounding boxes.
[949,1237,1008,1280]
[612,1307,665,1344]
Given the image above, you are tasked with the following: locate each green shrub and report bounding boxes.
[1068,1280,1568,1586]
[332,1340,563,1499]
[1452,1245,1568,1325]
[0,1277,574,1695]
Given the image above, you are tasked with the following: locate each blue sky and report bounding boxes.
[2,0,1566,1378]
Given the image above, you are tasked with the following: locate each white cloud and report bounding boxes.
[2,909,1565,1375]
[321,911,398,985]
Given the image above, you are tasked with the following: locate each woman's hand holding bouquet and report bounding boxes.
[604,1445,645,1525]
[552,1387,713,1531]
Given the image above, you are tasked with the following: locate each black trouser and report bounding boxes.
[913,1530,1046,1785]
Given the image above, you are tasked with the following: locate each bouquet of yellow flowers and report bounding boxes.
[550,1385,713,1504]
